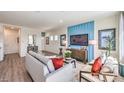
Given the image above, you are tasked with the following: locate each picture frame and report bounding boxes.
[41,32,45,37]
[98,28,116,50]
[46,37,49,45]
[60,34,66,46]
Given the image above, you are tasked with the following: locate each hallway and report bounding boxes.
[0,53,32,82]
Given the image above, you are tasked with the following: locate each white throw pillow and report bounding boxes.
[106,56,118,65]
[103,56,118,72]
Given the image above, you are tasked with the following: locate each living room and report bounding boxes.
[43,12,119,61]
[0,11,123,82]
[1,0,124,93]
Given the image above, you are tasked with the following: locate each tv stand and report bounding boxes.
[67,48,87,63]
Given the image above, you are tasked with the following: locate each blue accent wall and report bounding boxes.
[67,21,94,62]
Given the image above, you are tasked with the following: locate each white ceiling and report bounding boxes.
[0,11,118,30]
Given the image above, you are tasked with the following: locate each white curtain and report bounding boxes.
[119,12,124,62]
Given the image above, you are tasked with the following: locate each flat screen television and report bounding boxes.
[70,34,88,46]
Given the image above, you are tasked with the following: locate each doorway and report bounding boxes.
[4,26,20,55]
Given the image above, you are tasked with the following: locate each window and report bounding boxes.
[28,35,33,45]
[28,35,36,45]
[50,36,53,41]
[54,35,58,41]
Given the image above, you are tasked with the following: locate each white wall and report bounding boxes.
[44,27,67,54]
[94,14,119,60]
[0,13,120,59]
[4,28,19,54]
[0,23,43,58]
[19,27,42,57]
[44,14,119,60]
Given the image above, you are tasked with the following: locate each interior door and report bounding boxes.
[4,29,19,54]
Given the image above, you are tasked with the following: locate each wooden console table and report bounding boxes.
[67,48,87,63]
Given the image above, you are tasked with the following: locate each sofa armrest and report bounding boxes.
[45,63,74,82]
[99,72,117,82]
[100,72,118,77]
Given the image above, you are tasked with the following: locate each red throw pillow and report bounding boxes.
[91,57,102,75]
[51,58,64,70]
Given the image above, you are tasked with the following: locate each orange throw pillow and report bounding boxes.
[91,57,102,75]
[51,58,64,70]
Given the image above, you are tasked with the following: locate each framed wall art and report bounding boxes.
[46,37,49,45]
[60,34,66,46]
[98,28,116,50]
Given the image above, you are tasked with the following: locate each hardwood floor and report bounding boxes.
[0,53,32,82]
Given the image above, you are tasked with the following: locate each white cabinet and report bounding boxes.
[0,42,3,61]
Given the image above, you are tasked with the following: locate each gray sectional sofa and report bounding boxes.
[25,51,74,82]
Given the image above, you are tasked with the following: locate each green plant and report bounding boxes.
[64,50,72,58]
[105,35,115,56]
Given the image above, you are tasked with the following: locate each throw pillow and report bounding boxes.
[91,57,102,75]
[35,54,55,73]
[51,58,64,70]
[104,62,114,72]
[100,52,106,64]
[106,56,118,65]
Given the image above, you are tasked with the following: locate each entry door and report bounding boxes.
[4,29,19,54]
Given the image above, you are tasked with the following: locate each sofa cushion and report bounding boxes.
[35,54,55,73]
[29,51,37,57]
[100,52,107,64]
[29,51,55,73]
[51,58,64,70]
[91,57,102,75]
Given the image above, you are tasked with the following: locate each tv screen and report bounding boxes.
[70,34,88,46]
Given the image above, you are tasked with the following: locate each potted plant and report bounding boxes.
[64,50,72,59]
